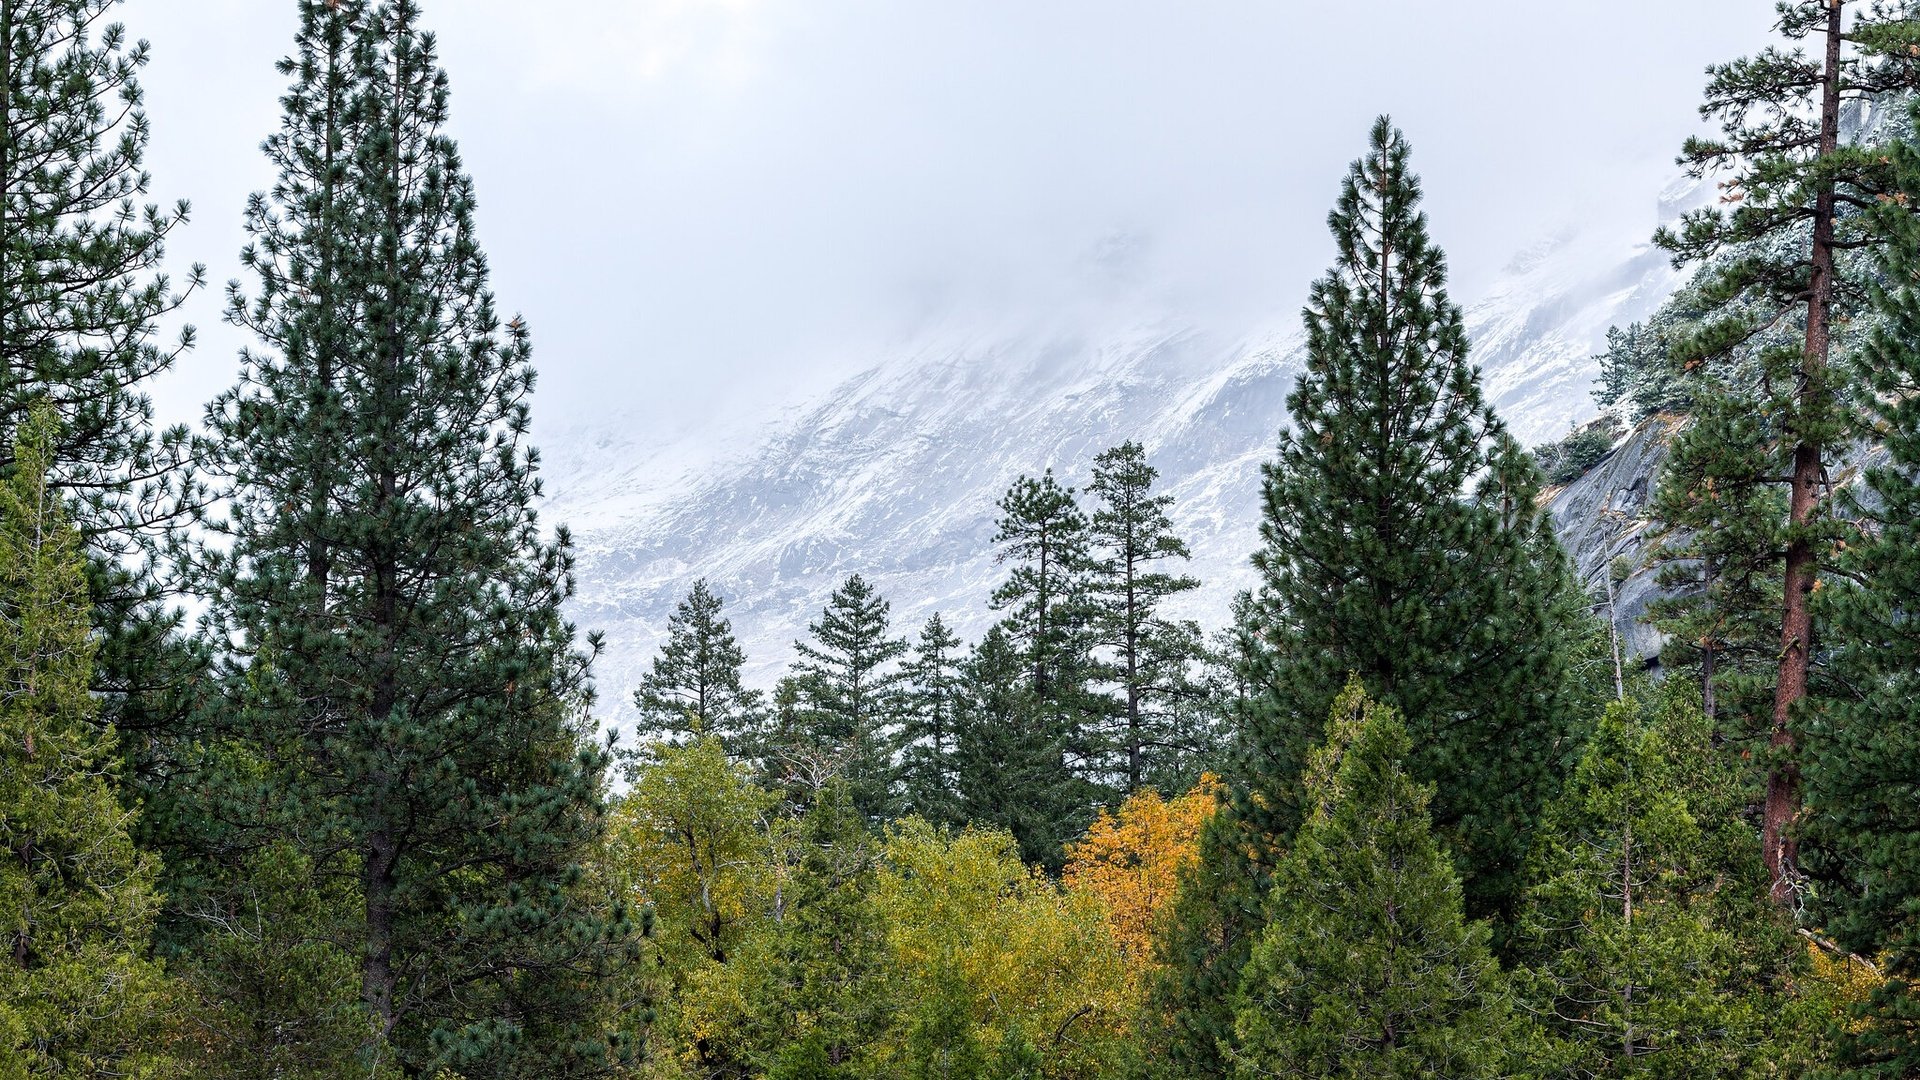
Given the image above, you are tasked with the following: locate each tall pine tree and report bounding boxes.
[0,0,209,862]
[1086,441,1203,794]
[630,578,764,750]
[202,3,638,1072]
[1652,0,1920,901]
[1236,115,1581,915]
[782,573,908,822]
[1159,118,1586,1071]
[990,469,1108,811]
[897,613,966,826]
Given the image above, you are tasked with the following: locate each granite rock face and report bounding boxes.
[1542,413,1895,671]
[1543,414,1684,669]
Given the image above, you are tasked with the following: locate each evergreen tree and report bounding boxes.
[992,469,1094,700]
[990,1024,1043,1079]
[1515,692,1781,1076]
[768,780,891,1079]
[1161,118,1585,1071]
[951,625,1081,872]
[1086,440,1204,793]
[630,578,764,749]
[1233,683,1522,1078]
[0,412,173,1076]
[1805,106,1920,1075]
[897,613,966,826]
[1593,301,1702,420]
[782,574,908,822]
[990,469,1108,806]
[0,0,209,868]
[1143,798,1265,1078]
[201,3,638,1072]
[1234,116,1583,918]
[1652,0,1920,901]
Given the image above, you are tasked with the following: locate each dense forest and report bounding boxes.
[6,0,1920,1076]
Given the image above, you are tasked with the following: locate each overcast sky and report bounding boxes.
[124,0,1773,438]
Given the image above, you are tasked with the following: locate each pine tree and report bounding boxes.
[1593,301,1702,420]
[1235,116,1582,918]
[0,0,209,870]
[990,469,1108,805]
[992,469,1094,700]
[1086,441,1203,793]
[1515,691,1781,1076]
[1143,795,1266,1078]
[951,625,1081,872]
[768,780,891,1079]
[0,412,173,1076]
[897,613,966,826]
[781,574,908,822]
[1805,104,1920,1075]
[1233,683,1522,1078]
[201,3,638,1072]
[630,579,764,749]
[1160,118,1586,1072]
[1652,0,1920,902]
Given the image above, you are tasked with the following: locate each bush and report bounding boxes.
[1533,425,1617,486]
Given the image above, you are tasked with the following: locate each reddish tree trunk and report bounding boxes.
[1764,0,1844,904]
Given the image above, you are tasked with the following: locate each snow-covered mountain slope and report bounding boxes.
[543,199,1695,727]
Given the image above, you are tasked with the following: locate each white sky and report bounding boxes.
[123,0,1775,438]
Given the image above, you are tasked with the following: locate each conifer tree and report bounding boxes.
[1161,119,1585,1071]
[631,579,764,748]
[952,625,1081,872]
[1652,0,1920,901]
[1515,692,1780,1075]
[1234,116,1582,917]
[0,413,172,1076]
[992,469,1094,700]
[897,613,965,826]
[782,574,908,822]
[1086,441,1203,793]
[1,0,208,842]
[990,469,1109,802]
[202,3,638,1072]
[1805,108,1920,1074]
[768,780,891,1078]
[1144,799,1265,1078]
[1233,684,1522,1077]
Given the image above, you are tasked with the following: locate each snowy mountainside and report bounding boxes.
[543,204,1693,728]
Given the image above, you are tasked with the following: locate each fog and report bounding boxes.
[125,0,1773,438]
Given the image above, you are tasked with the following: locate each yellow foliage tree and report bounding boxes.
[873,820,1134,1079]
[1061,776,1221,969]
[602,737,785,1078]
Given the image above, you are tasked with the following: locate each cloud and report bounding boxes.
[121,0,1777,437]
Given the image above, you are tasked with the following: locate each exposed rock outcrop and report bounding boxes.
[1545,413,1685,668]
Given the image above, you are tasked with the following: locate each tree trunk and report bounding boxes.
[1701,556,1718,725]
[1764,0,1843,905]
[1,0,12,400]
[1126,545,1142,790]
[362,824,399,1049]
